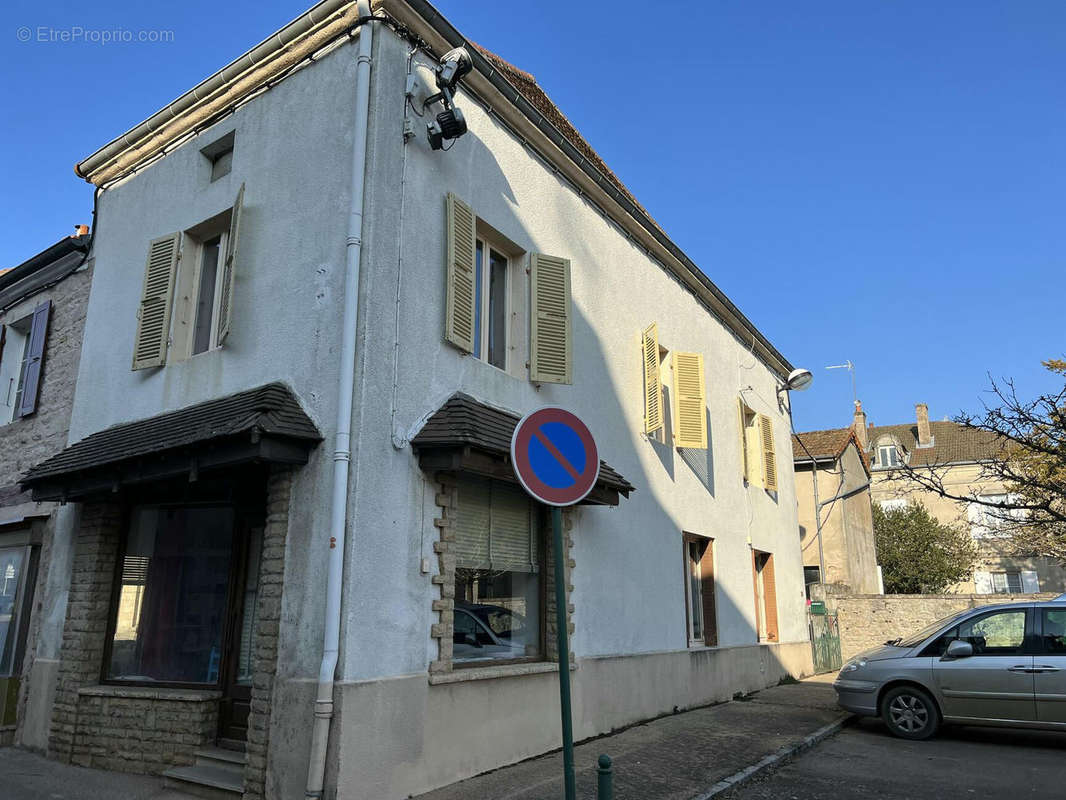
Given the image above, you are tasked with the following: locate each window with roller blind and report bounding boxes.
[451,476,544,665]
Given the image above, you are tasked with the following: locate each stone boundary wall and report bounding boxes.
[837,592,1059,661]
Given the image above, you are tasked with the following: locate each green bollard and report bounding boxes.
[597,754,613,800]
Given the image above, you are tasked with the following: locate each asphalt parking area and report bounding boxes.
[720,717,1066,800]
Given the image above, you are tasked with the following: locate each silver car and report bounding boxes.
[834,600,1066,739]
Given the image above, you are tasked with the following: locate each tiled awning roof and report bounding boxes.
[411,393,635,501]
[22,383,321,499]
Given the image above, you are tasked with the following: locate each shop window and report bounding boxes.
[451,476,543,665]
[106,506,235,684]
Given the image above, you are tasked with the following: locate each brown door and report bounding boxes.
[218,521,264,744]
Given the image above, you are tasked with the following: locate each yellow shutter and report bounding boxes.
[671,352,707,449]
[529,252,572,384]
[217,182,244,346]
[132,232,181,370]
[642,323,663,436]
[738,398,750,482]
[758,413,778,491]
[444,193,476,353]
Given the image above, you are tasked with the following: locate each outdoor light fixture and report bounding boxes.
[425,46,473,150]
[784,368,814,392]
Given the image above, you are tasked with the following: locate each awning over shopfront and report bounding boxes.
[21,383,322,501]
[411,393,635,506]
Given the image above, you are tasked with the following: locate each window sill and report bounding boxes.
[429,661,576,685]
[79,685,222,702]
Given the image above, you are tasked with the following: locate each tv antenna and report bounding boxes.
[825,361,858,404]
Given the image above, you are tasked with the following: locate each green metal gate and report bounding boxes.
[809,604,842,674]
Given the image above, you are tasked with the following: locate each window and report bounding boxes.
[878,498,908,512]
[473,239,509,369]
[1042,609,1066,654]
[192,234,226,355]
[201,130,235,182]
[0,547,30,677]
[969,494,1025,538]
[737,400,776,489]
[451,477,542,664]
[738,400,756,483]
[683,534,717,647]
[992,571,1023,594]
[877,444,901,468]
[0,301,50,422]
[107,506,235,683]
[751,550,779,642]
[957,609,1026,654]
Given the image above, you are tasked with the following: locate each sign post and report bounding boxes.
[511,407,599,800]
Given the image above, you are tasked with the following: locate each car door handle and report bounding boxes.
[1033,666,1061,673]
[1007,665,1033,673]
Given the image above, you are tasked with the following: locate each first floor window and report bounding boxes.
[683,533,717,647]
[0,318,30,424]
[108,506,235,683]
[452,476,541,664]
[192,234,226,355]
[992,571,1023,594]
[473,240,509,370]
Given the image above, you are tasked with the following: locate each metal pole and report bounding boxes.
[552,505,576,800]
[597,754,614,799]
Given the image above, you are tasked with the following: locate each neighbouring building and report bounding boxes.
[16,2,813,798]
[792,426,880,594]
[0,229,92,746]
[802,400,1066,597]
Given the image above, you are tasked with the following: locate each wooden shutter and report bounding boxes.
[132,233,181,370]
[751,550,762,642]
[762,553,779,642]
[444,193,476,353]
[217,182,244,345]
[973,570,993,594]
[642,323,663,436]
[738,399,750,482]
[529,253,572,384]
[699,539,718,647]
[758,413,778,491]
[1021,570,1040,593]
[17,300,51,417]
[671,352,706,449]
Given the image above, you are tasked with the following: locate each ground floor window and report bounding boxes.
[107,506,235,683]
[682,533,717,647]
[992,571,1023,594]
[452,476,542,664]
[0,545,33,677]
[752,550,779,643]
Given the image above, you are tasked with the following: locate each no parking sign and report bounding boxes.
[510,407,600,507]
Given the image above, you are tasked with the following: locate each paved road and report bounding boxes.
[722,717,1066,800]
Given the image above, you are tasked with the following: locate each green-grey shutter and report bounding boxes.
[444,193,477,353]
[17,300,51,417]
[529,252,572,384]
[217,182,244,346]
[132,233,181,370]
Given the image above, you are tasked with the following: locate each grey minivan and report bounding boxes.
[834,601,1066,739]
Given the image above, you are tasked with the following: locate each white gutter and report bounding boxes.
[304,2,374,797]
[76,0,355,181]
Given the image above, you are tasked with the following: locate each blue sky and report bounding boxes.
[2,1,1062,432]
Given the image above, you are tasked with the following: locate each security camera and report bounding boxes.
[436,47,472,91]
[424,47,473,151]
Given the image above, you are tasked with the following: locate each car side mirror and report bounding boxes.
[944,640,973,660]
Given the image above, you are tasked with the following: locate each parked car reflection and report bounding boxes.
[453,602,533,662]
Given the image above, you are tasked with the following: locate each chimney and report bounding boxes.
[916,403,932,447]
[852,400,868,450]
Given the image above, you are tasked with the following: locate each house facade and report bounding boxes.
[0,231,91,746]
[17,2,813,798]
[801,401,1066,597]
[792,426,880,594]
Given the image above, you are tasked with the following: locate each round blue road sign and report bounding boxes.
[510,407,600,506]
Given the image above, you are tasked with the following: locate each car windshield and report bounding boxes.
[895,610,971,647]
[472,607,525,639]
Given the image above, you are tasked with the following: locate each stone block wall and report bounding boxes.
[70,686,219,774]
[837,592,1059,661]
[244,465,292,800]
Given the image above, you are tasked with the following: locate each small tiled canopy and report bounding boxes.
[22,383,322,501]
[410,393,635,506]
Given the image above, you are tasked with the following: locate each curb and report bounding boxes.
[690,714,856,799]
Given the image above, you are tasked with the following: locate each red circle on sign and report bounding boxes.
[510,407,600,506]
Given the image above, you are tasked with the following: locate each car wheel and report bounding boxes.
[880,685,940,740]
